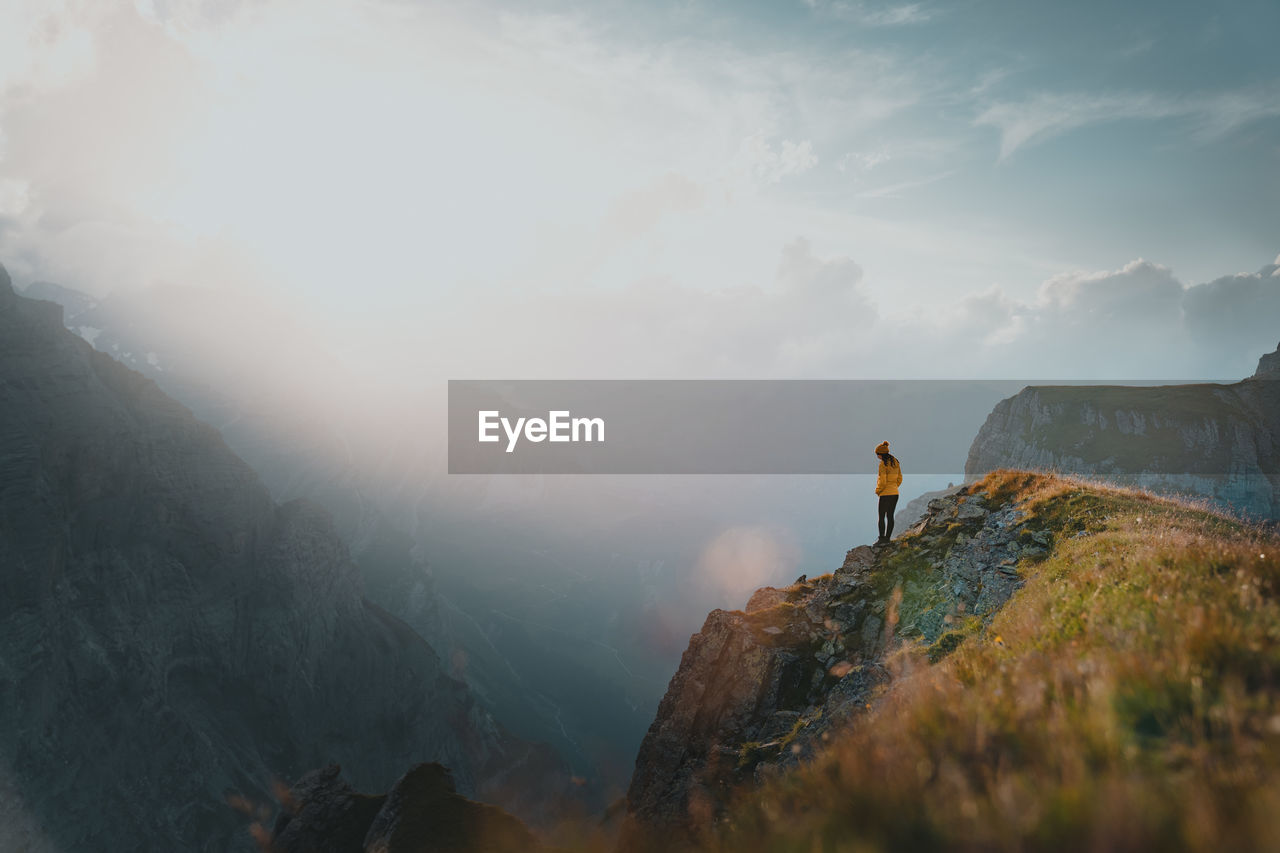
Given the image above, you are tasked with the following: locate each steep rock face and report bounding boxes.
[0,268,560,851]
[621,483,1050,850]
[965,357,1280,520]
[1256,341,1280,379]
[270,763,541,853]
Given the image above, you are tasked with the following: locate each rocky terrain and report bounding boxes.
[619,471,1280,851]
[620,480,1053,850]
[0,266,564,851]
[892,483,962,535]
[267,763,543,853]
[965,343,1280,520]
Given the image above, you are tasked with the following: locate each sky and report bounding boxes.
[0,0,1277,381]
[0,0,1276,783]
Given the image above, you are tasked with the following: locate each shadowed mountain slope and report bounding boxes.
[0,266,562,851]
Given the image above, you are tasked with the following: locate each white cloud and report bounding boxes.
[976,93,1177,159]
[0,0,1272,388]
[803,0,932,27]
[0,0,930,305]
[837,148,891,173]
[1035,259,1184,325]
[416,231,1279,383]
[975,89,1280,159]
[924,257,1279,379]
[854,169,955,199]
[0,179,28,216]
[423,236,876,380]
[1182,267,1280,362]
[728,134,818,193]
[0,3,101,96]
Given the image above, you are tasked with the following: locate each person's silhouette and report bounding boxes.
[874,440,902,545]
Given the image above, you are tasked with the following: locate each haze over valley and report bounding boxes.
[1,1,1277,850]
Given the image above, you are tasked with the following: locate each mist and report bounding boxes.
[3,0,1278,807]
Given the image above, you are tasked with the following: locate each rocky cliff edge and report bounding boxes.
[621,475,1057,849]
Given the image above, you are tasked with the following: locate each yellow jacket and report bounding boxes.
[876,458,903,496]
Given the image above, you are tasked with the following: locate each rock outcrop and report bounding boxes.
[1256,341,1280,380]
[965,347,1280,520]
[893,483,962,535]
[621,483,1053,850]
[0,266,562,851]
[269,763,542,853]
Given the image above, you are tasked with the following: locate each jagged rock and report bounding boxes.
[745,587,787,612]
[364,763,540,853]
[270,764,541,853]
[271,766,384,853]
[894,484,963,534]
[838,545,875,576]
[956,497,988,520]
[620,481,1050,850]
[1256,342,1280,379]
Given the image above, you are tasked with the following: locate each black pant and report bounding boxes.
[878,494,899,539]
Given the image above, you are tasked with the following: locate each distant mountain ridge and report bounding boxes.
[18,277,661,788]
[965,343,1280,520]
[0,266,563,851]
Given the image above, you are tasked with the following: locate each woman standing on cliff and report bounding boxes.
[874,440,903,545]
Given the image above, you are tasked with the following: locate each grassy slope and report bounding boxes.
[707,471,1280,852]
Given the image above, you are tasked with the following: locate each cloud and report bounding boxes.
[1182,265,1280,358]
[602,172,703,238]
[0,0,1273,388]
[728,134,818,193]
[854,169,955,199]
[0,3,101,99]
[427,236,876,379]
[1035,259,1185,327]
[837,148,891,173]
[421,225,1279,383]
[975,89,1280,159]
[131,0,253,31]
[802,0,932,27]
[975,93,1176,159]
[0,0,931,303]
[929,257,1280,379]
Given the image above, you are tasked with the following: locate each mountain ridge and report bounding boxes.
[0,265,566,851]
[965,345,1280,521]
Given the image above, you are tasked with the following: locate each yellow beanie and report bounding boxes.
[875,441,890,454]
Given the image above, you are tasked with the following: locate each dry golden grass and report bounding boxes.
[702,471,1280,852]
